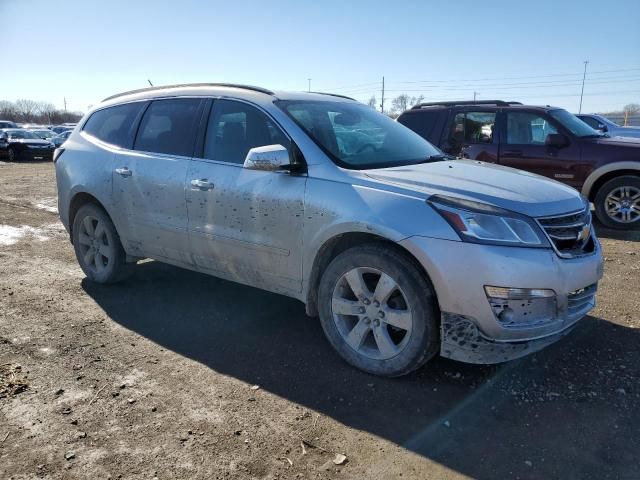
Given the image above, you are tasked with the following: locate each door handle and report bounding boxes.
[190,179,215,190]
[115,167,132,177]
[502,150,522,157]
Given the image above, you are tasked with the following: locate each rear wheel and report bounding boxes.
[72,204,131,283]
[594,176,640,229]
[318,244,439,377]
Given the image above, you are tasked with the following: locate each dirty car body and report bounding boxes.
[55,84,603,376]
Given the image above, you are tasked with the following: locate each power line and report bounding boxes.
[325,67,640,93]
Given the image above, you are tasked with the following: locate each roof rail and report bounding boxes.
[102,83,274,102]
[308,91,357,101]
[411,100,522,109]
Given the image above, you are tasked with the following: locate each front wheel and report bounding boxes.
[594,176,640,229]
[72,203,131,283]
[7,147,16,162]
[318,244,439,377]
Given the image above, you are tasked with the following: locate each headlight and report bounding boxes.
[428,195,549,247]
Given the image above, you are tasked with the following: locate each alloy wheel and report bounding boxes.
[331,267,413,360]
[605,186,640,224]
[77,215,113,274]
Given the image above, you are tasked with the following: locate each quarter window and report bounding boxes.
[134,98,202,156]
[506,112,558,145]
[83,102,145,148]
[203,99,289,164]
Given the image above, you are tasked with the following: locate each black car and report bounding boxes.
[0,129,55,161]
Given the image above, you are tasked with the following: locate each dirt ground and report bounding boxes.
[0,160,638,480]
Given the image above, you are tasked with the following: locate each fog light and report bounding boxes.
[484,286,555,300]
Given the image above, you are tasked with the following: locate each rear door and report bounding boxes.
[498,110,583,188]
[186,99,306,294]
[113,97,204,263]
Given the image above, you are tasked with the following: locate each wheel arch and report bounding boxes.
[304,231,436,317]
[68,192,111,242]
[582,162,640,201]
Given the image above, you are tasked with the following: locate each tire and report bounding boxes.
[7,147,16,162]
[72,203,131,283]
[318,243,439,377]
[594,175,640,229]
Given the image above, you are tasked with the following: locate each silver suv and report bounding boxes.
[55,84,604,377]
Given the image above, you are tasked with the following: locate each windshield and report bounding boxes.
[276,100,441,169]
[549,109,601,137]
[7,129,39,139]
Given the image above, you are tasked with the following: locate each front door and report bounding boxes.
[498,111,583,188]
[113,97,204,264]
[187,99,306,295]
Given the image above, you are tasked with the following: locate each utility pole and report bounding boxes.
[473,91,478,101]
[63,97,67,112]
[380,76,385,114]
[307,78,311,92]
[579,60,589,114]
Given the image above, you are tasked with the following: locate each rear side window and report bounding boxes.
[506,112,558,145]
[134,98,202,156]
[83,102,144,147]
[449,111,496,145]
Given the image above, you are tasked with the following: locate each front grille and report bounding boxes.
[567,283,597,316]
[537,208,595,258]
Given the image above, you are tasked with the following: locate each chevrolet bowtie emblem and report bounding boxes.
[576,224,590,243]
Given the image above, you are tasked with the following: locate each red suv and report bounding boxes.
[398,100,640,229]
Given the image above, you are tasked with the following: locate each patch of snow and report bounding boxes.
[33,198,58,214]
[0,223,64,246]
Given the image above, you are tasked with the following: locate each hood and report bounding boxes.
[363,160,584,217]
[592,135,640,146]
[11,138,52,146]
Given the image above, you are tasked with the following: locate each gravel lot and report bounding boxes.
[0,160,638,480]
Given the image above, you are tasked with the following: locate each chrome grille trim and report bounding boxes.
[536,207,595,259]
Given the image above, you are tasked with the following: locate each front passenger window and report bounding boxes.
[203,100,290,164]
[506,112,558,145]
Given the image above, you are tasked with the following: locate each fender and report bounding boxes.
[581,161,640,197]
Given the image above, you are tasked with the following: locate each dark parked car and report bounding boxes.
[0,120,18,129]
[398,100,640,229]
[51,129,72,147]
[0,128,55,161]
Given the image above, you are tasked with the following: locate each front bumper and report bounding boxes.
[18,148,54,161]
[399,235,604,364]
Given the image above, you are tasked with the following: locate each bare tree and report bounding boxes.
[623,103,640,126]
[390,94,425,115]
[14,99,40,121]
[367,95,377,108]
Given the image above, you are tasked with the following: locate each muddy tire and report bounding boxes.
[594,176,640,229]
[318,244,439,377]
[72,203,131,283]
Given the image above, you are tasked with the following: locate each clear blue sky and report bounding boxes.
[1,0,638,114]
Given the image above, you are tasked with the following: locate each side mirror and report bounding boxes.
[243,144,291,171]
[545,133,569,148]
[597,124,608,132]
